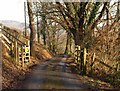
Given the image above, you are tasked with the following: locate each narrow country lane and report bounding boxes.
[21,55,88,90]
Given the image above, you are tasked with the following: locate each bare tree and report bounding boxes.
[27,0,36,56]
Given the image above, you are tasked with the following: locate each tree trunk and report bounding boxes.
[41,15,46,46]
[36,14,40,43]
[64,32,70,54]
[27,1,36,56]
[73,29,87,75]
[69,34,72,54]
[52,30,56,54]
[64,31,72,54]
[36,2,40,43]
[74,29,84,47]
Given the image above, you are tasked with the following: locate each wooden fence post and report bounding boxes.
[116,62,120,72]
[27,40,30,63]
[74,45,81,73]
[75,45,78,63]
[24,41,30,65]
[10,43,14,57]
[18,45,24,68]
[15,41,18,64]
[79,47,87,75]
[78,45,81,71]
[83,48,87,74]
[21,45,25,68]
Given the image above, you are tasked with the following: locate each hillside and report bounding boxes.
[0,20,27,32]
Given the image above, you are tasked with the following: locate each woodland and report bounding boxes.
[25,1,120,88]
[1,1,120,90]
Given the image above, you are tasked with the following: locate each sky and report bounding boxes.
[0,0,118,23]
[0,0,25,23]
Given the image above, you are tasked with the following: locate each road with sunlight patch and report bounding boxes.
[21,55,90,90]
[20,55,114,90]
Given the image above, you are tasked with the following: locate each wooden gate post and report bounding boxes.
[10,43,14,57]
[74,45,81,72]
[75,45,78,63]
[18,45,24,68]
[27,40,30,63]
[83,48,87,74]
[21,45,25,68]
[15,41,18,64]
[78,45,81,64]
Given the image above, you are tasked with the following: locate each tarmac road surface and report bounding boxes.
[22,56,88,90]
